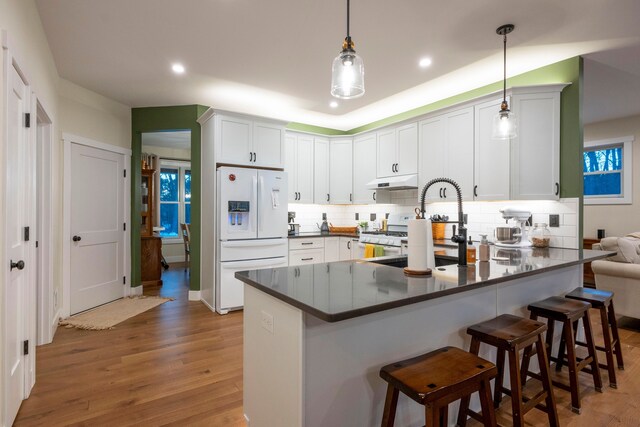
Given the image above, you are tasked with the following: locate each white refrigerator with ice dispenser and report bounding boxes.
[216,166,288,314]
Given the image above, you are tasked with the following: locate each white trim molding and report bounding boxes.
[188,290,201,301]
[129,286,143,297]
[62,132,132,156]
[584,135,634,205]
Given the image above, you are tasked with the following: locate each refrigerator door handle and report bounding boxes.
[258,176,265,232]
[220,258,288,269]
[221,239,287,248]
[252,175,258,234]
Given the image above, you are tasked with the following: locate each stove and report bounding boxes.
[359,213,413,247]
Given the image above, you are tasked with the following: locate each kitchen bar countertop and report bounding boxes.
[236,248,614,322]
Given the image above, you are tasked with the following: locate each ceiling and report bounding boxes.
[141,131,191,150]
[36,0,640,130]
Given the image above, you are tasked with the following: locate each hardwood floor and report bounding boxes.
[14,272,640,426]
[14,268,245,426]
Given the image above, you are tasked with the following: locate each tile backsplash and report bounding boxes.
[289,190,580,249]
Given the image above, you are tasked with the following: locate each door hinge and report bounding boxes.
[123,169,126,178]
[123,222,126,231]
[25,113,31,128]
[23,340,29,355]
[123,276,126,285]
[24,226,30,242]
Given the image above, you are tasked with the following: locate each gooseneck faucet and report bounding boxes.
[419,178,467,267]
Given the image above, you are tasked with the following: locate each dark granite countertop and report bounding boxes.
[288,232,360,239]
[235,248,614,323]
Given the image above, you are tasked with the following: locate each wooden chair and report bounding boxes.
[181,223,190,272]
[380,346,497,427]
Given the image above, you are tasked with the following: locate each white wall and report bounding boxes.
[0,1,132,418]
[584,114,640,238]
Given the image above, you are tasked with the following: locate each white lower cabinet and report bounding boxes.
[339,237,356,260]
[324,237,340,262]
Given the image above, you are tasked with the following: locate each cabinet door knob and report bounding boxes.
[10,260,25,271]
[347,241,351,250]
[73,235,82,242]
[555,182,559,196]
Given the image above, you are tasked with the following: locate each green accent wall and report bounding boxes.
[286,122,344,136]
[131,105,207,291]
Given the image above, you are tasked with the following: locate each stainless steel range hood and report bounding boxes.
[366,174,418,190]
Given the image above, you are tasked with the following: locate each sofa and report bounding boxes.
[591,233,640,319]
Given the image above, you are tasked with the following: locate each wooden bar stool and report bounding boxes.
[457,314,559,427]
[522,296,603,414]
[379,346,497,427]
[564,287,625,388]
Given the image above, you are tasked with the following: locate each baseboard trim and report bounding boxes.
[130,286,143,296]
[188,290,201,301]
[200,297,216,313]
[50,308,61,342]
[164,255,187,263]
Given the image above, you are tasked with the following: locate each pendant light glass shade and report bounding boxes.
[492,108,517,140]
[492,24,517,140]
[331,43,365,99]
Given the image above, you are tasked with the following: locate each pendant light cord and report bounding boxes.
[503,33,507,103]
[347,0,351,39]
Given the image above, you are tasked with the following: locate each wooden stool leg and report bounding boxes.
[439,405,448,427]
[582,310,604,392]
[535,335,559,427]
[507,347,525,427]
[425,403,440,427]
[456,337,481,427]
[493,349,506,408]
[381,384,399,427]
[562,319,581,414]
[599,305,617,388]
[608,301,625,370]
[478,378,497,427]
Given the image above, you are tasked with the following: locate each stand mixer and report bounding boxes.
[495,208,533,248]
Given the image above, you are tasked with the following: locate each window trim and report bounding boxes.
[584,135,634,205]
[159,159,191,241]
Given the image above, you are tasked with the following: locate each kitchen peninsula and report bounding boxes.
[236,248,614,427]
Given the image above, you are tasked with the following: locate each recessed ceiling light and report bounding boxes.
[172,63,185,74]
[330,101,339,108]
[419,57,432,68]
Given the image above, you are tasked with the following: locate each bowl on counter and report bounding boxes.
[495,227,520,244]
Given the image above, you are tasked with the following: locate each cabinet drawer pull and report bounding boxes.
[474,185,478,197]
[301,242,314,245]
[301,257,314,261]
[555,182,559,196]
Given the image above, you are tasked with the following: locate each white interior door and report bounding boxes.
[70,144,124,314]
[5,62,30,427]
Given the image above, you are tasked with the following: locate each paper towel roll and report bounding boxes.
[408,219,435,272]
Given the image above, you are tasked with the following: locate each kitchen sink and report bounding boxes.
[369,255,456,268]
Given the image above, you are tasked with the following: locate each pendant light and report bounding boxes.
[331,0,365,99]
[492,24,517,140]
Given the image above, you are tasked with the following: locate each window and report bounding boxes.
[159,160,191,238]
[583,136,634,205]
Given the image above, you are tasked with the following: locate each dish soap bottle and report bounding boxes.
[467,236,476,264]
[479,234,490,262]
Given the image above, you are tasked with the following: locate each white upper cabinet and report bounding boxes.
[419,108,474,201]
[376,123,418,178]
[253,121,285,168]
[510,90,561,200]
[285,132,314,203]
[215,113,285,168]
[474,98,510,201]
[329,138,353,204]
[396,123,418,176]
[217,115,253,165]
[353,133,377,204]
[314,137,330,204]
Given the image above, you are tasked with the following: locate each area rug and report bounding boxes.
[59,296,173,330]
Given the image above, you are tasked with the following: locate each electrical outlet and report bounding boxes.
[322,212,327,221]
[549,214,560,227]
[370,213,377,221]
[261,311,274,334]
[355,213,359,220]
